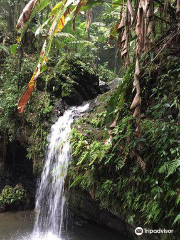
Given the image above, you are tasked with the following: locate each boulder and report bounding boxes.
[66,188,136,239]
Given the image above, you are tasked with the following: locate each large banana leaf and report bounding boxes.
[17,0,118,113]
[17,0,51,42]
[17,0,85,113]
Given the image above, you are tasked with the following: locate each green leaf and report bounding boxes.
[176,194,180,205]
[0,44,10,55]
[55,32,77,40]
[173,214,180,225]
[40,64,47,73]
[10,44,18,55]
[70,175,83,188]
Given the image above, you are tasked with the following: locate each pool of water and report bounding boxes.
[0,211,125,240]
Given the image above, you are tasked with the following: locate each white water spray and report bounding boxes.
[31,104,89,240]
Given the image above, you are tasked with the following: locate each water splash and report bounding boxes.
[31,104,89,240]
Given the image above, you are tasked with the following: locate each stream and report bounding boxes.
[0,211,125,240]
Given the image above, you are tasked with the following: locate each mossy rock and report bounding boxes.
[46,54,101,105]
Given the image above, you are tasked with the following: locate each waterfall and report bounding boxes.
[31,103,89,240]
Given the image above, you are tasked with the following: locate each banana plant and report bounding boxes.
[16,0,180,114]
[17,0,89,113]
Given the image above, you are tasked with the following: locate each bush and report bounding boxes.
[0,184,29,212]
[69,59,180,239]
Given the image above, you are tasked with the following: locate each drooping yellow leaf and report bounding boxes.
[17,0,82,113]
[52,2,62,12]
[16,36,21,43]
[57,15,65,31]
[18,67,41,113]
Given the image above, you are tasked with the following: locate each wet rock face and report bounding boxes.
[0,140,35,213]
[108,78,121,89]
[46,54,109,106]
[62,78,109,106]
[66,188,135,239]
[52,99,68,119]
[99,80,110,93]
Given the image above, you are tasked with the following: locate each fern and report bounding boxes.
[70,175,83,188]
[173,214,180,226]
[159,159,180,178]
[0,44,10,55]
[77,151,89,165]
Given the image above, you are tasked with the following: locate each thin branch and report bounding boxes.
[154,14,171,24]
[151,30,178,61]
[139,25,177,63]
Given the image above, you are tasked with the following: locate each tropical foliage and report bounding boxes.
[0,0,180,239]
[15,0,180,115]
[70,54,180,238]
[0,184,29,211]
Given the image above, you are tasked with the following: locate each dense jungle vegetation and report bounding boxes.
[0,0,180,239]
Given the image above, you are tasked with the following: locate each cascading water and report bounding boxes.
[31,103,89,240]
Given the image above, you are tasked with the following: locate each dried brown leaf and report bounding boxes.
[127,0,134,22]
[86,10,92,32]
[110,118,117,129]
[73,0,87,31]
[177,0,180,13]
[133,107,140,117]
[147,20,154,34]
[125,53,130,67]
[89,185,95,200]
[135,58,140,75]
[130,93,141,109]
[164,0,169,13]
[121,29,127,42]
[133,74,139,87]
[118,11,126,30]
[16,0,37,29]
